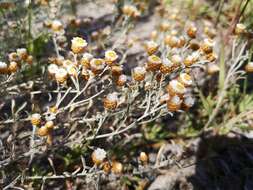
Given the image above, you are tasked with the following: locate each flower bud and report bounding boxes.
[37,126,50,137]
[8,61,18,73]
[103,161,111,173]
[139,152,148,163]
[245,62,253,73]
[111,161,123,174]
[159,22,170,32]
[45,121,54,130]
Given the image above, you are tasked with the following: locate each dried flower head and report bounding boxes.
[45,121,54,130]
[132,66,146,82]
[167,95,182,112]
[171,54,182,67]
[145,41,159,55]
[71,37,88,54]
[31,113,41,126]
[91,148,106,165]
[184,52,199,67]
[104,93,118,110]
[160,58,174,74]
[105,50,118,65]
[204,27,216,39]
[116,74,127,86]
[182,96,195,110]
[51,20,63,32]
[201,38,214,54]
[166,80,186,96]
[103,161,111,173]
[235,23,246,35]
[206,52,217,62]
[55,68,68,83]
[48,64,59,77]
[80,53,93,68]
[189,39,200,51]
[122,5,140,18]
[0,61,8,74]
[8,52,19,62]
[90,58,106,74]
[186,25,197,38]
[178,36,186,48]
[111,65,123,76]
[178,73,192,87]
[66,65,78,77]
[165,35,179,48]
[147,55,162,71]
[16,48,28,60]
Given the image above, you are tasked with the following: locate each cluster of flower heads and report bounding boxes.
[129,20,220,111]
[47,37,125,86]
[43,19,67,47]
[0,48,33,75]
[90,148,148,174]
[234,23,253,73]
[30,113,55,145]
[46,17,220,113]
